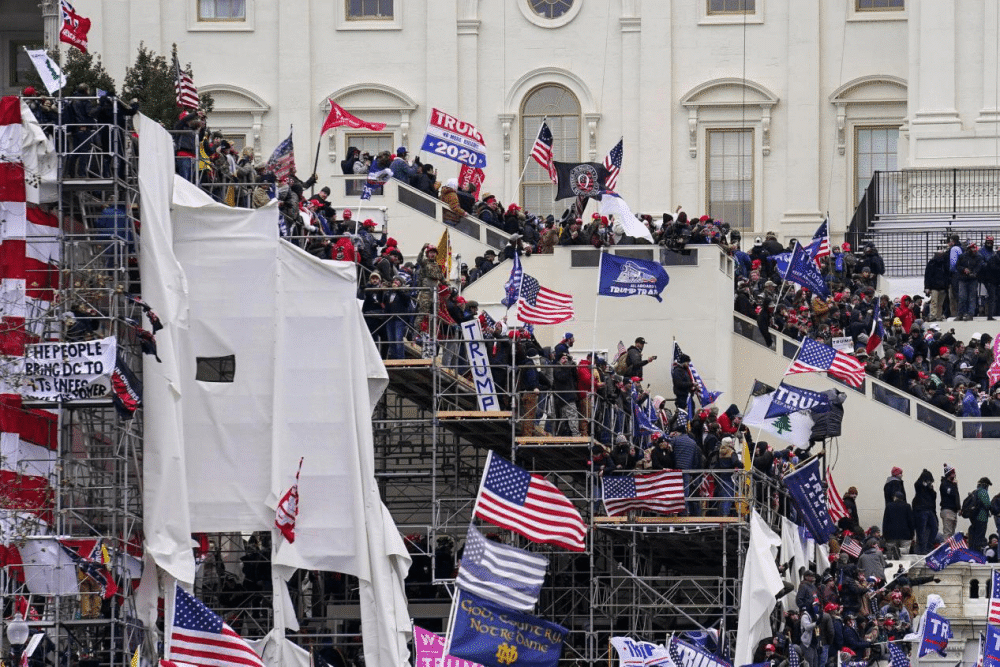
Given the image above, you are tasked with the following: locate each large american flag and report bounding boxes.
[888,642,911,667]
[602,471,685,517]
[473,451,587,552]
[173,54,199,110]
[170,585,263,667]
[603,138,623,192]
[455,525,548,612]
[787,337,866,387]
[263,130,295,183]
[531,121,557,183]
[518,273,574,325]
[988,570,1000,624]
[827,469,849,524]
[808,218,831,265]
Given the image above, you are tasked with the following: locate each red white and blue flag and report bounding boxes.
[263,130,295,183]
[603,138,623,192]
[173,54,199,111]
[602,471,685,517]
[530,121,557,184]
[787,337,866,388]
[170,585,264,667]
[826,469,850,524]
[866,298,885,355]
[517,274,574,325]
[988,569,1000,625]
[807,218,831,266]
[59,0,91,53]
[473,451,586,552]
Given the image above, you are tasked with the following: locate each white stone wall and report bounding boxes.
[58,0,1000,240]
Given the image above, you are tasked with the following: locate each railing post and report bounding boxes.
[953,168,958,219]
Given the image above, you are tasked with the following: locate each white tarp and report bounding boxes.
[17,537,78,596]
[780,516,808,612]
[735,510,784,667]
[137,113,411,666]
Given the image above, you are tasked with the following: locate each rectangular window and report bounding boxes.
[9,40,43,87]
[198,0,246,20]
[346,0,394,20]
[345,132,393,196]
[856,0,903,10]
[855,126,898,205]
[706,129,753,230]
[196,355,236,382]
[707,0,755,14]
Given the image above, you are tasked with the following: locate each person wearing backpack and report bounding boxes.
[968,477,993,553]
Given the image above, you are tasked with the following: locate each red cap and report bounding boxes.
[507,203,521,212]
[22,86,37,96]
[386,237,398,247]
[842,242,851,251]
[895,353,905,361]
[842,649,856,657]
[824,602,838,612]
[343,209,352,219]
[699,215,709,222]
[939,346,949,356]
[630,376,642,383]
[766,645,776,652]
[363,219,376,228]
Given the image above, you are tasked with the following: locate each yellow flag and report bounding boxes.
[738,438,753,517]
[436,228,451,277]
[130,646,140,667]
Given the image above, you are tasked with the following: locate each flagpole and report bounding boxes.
[311,130,323,197]
[589,249,606,445]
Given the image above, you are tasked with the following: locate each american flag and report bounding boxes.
[263,130,295,183]
[455,525,548,612]
[947,534,968,551]
[518,274,574,325]
[840,536,862,559]
[674,342,721,405]
[808,219,831,265]
[531,121,557,183]
[888,642,911,667]
[988,570,1000,624]
[787,337,866,388]
[603,138,623,192]
[275,457,303,543]
[827,469,849,523]
[473,451,587,552]
[866,297,885,355]
[603,471,685,517]
[173,54,199,110]
[170,585,264,667]
[788,645,801,667]
[614,340,626,364]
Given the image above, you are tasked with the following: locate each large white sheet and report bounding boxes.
[138,114,411,666]
[735,511,784,667]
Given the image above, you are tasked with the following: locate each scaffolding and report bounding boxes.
[2,97,144,667]
[2,102,761,667]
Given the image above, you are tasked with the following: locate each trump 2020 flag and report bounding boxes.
[455,525,548,613]
[919,610,952,657]
[782,459,836,544]
[598,253,669,301]
[447,590,567,667]
[925,533,986,571]
[783,242,829,298]
[985,624,1000,667]
[763,381,831,419]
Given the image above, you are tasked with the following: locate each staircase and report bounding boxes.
[848,168,1000,276]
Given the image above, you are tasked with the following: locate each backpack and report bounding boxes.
[960,490,981,519]
[613,353,630,376]
[991,493,1000,517]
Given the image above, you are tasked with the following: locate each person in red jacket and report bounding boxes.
[894,295,915,332]
[718,404,742,435]
[577,356,594,436]
[330,236,356,262]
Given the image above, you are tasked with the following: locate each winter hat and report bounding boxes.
[396,146,408,156]
[944,463,955,476]
[343,209,353,219]
[891,466,903,477]
[846,486,859,497]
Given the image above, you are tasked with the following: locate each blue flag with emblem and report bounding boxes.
[782,458,836,544]
[447,590,567,667]
[598,253,670,302]
[632,386,664,438]
[503,252,524,308]
[764,381,831,419]
[919,610,952,657]
[674,342,722,406]
[783,242,829,298]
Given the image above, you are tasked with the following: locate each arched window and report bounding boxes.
[520,84,580,217]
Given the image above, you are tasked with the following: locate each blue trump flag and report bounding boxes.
[784,242,829,298]
[985,625,1000,667]
[503,252,524,308]
[764,381,831,419]
[448,590,567,667]
[925,533,986,571]
[782,459,836,543]
[598,253,670,302]
[919,610,952,657]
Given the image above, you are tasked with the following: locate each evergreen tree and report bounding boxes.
[122,43,213,129]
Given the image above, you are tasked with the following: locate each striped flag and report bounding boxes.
[473,451,587,552]
[275,457,303,543]
[888,642,910,667]
[517,274,574,325]
[173,54,199,110]
[603,138,623,192]
[786,337,866,388]
[840,536,862,559]
[808,218,830,265]
[827,469,849,524]
[455,525,548,612]
[170,585,264,667]
[602,471,685,516]
[614,340,626,364]
[530,121,557,183]
[263,129,295,183]
[988,570,1000,624]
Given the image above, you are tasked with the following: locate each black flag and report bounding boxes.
[111,354,142,420]
[553,161,609,201]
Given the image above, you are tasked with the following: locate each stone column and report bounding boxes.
[977,0,1000,125]
[40,0,60,51]
[910,1,961,131]
[620,1,641,202]
[457,0,480,127]
[277,0,312,175]
[779,0,824,229]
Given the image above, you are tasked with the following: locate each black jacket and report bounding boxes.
[911,470,937,512]
[882,499,915,541]
[940,476,960,511]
